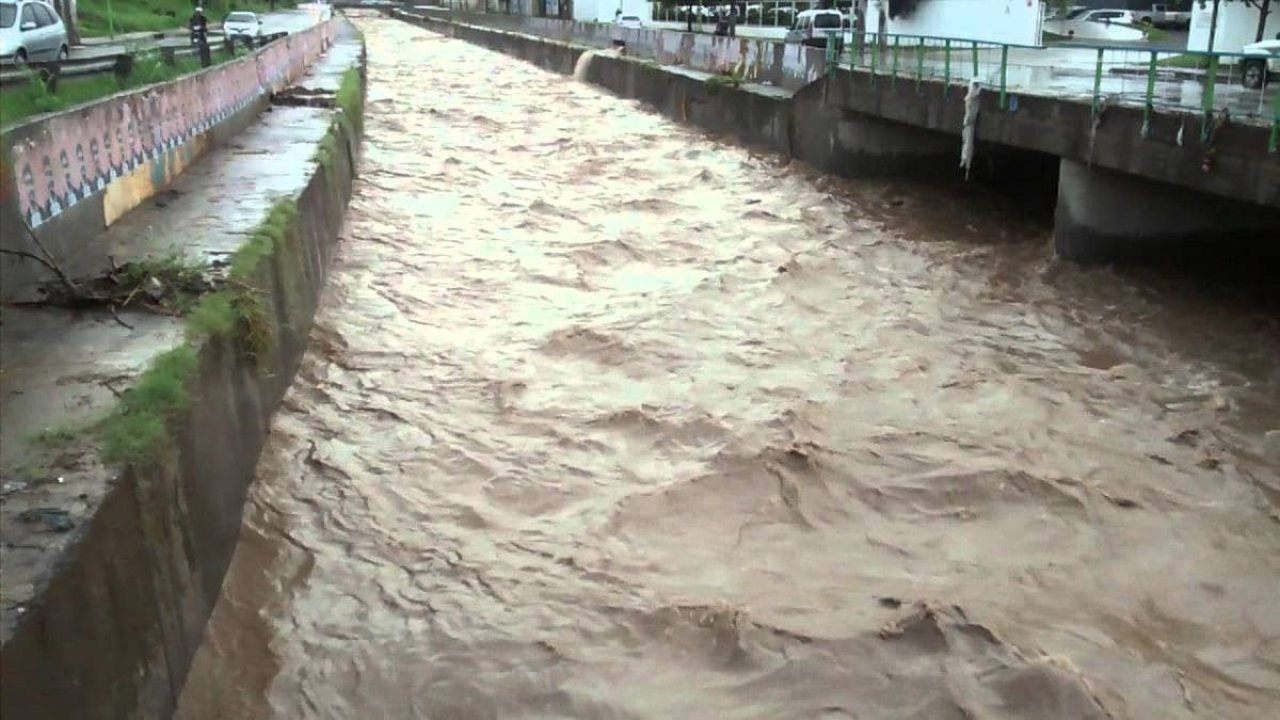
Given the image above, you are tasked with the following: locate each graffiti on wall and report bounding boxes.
[5,20,337,230]
[463,13,824,89]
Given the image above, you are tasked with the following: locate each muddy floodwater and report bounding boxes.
[175,15,1280,720]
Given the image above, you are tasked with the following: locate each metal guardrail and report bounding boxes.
[825,32,1278,149]
[390,7,1279,151]
[0,31,290,89]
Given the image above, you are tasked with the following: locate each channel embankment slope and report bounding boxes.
[0,17,366,720]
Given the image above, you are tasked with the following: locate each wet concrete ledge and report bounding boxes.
[0,22,366,720]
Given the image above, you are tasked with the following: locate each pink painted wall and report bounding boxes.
[3,20,339,229]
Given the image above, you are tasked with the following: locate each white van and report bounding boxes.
[785,9,843,49]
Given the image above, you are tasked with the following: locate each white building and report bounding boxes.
[570,0,653,23]
[865,0,1046,46]
[1187,0,1279,53]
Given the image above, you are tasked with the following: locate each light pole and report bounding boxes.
[1206,0,1220,54]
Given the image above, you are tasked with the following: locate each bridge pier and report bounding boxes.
[1054,159,1280,263]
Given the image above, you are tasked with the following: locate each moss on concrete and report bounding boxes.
[336,66,364,138]
[101,195,303,467]
[101,346,198,466]
[315,66,363,170]
[228,198,298,281]
[91,48,366,471]
[186,292,238,341]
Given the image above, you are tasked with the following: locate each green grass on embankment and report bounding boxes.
[109,68,365,467]
[1157,53,1211,69]
[102,198,297,466]
[76,0,290,37]
[0,49,233,127]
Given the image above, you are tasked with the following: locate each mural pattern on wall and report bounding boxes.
[453,13,824,89]
[5,20,336,230]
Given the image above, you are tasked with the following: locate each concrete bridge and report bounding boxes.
[359,4,1278,262]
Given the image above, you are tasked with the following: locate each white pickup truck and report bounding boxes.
[1137,4,1190,30]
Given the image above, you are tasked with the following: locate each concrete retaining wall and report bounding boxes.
[396,11,959,181]
[823,67,1280,210]
[0,20,338,303]
[394,10,1278,261]
[419,9,827,90]
[408,9,1278,216]
[0,44,367,720]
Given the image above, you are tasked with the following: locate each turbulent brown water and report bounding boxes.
[175,15,1280,720]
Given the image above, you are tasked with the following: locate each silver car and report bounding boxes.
[0,0,69,65]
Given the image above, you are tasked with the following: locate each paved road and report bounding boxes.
[70,7,326,60]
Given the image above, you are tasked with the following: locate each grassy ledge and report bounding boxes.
[315,67,364,169]
[100,197,298,468]
[102,346,198,466]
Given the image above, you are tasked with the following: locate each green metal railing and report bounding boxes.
[827,31,1277,150]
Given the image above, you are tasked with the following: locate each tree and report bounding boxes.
[1251,0,1273,42]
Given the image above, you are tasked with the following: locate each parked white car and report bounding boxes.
[617,15,642,30]
[223,11,263,40]
[0,0,68,65]
[785,9,843,49]
[1137,4,1191,30]
[1080,9,1141,26]
[1241,32,1280,90]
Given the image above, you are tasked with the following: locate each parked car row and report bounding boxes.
[2,2,283,68]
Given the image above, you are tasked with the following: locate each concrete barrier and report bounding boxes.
[394,11,959,182]
[418,9,827,91]
[396,10,1278,263]
[0,20,338,303]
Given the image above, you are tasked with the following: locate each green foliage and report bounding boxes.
[1158,54,1212,70]
[335,65,364,138]
[232,290,273,358]
[314,130,337,168]
[101,345,198,466]
[186,291,238,340]
[29,424,80,447]
[75,0,289,37]
[706,70,743,88]
[188,289,273,357]
[122,251,205,288]
[100,196,302,468]
[0,49,232,128]
[315,67,364,168]
[229,198,297,281]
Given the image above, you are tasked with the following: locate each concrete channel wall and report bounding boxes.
[418,8,828,91]
[0,21,337,303]
[399,10,1278,261]
[394,11,963,182]
[0,32,367,720]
